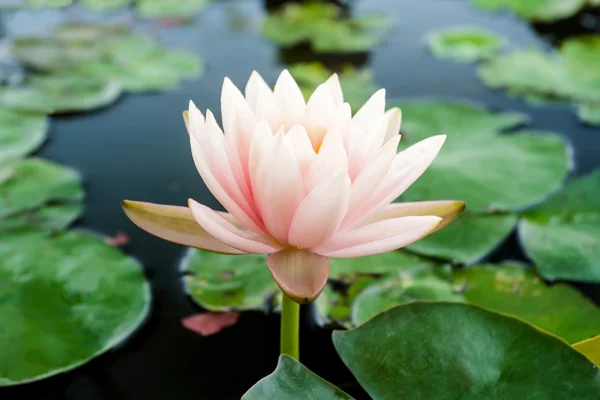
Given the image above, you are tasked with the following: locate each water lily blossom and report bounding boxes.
[122,70,465,304]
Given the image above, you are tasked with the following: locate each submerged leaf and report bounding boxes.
[182,312,240,336]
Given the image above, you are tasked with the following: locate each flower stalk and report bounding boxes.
[280,292,300,360]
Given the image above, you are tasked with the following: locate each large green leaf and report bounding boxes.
[0,74,122,114]
[0,203,83,234]
[471,0,587,22]
[289,62,378,112]
[394,100,569,213]
[0,158,83,219]
[454,263,600,343]
[0,231,151,386]
[262,3,390,53]
[242,355,351,400]
[519,171,600,282]
[0,109,48,162]
[427,27,505,62]
[181,249,278,312]
[333,302,600,400]
[406,213,517,264]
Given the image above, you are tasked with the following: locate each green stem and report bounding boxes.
[280,292,300,360]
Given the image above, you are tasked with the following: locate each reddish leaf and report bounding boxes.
[182,312,240,336]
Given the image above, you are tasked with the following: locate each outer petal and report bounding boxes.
[288,169,351,249]
[325,73,343,106]
[349,89,386,151]
[349,135,447,226]
[306,82,336,130]
[188,199,280,254]
[314,216,442,258]
[347,114,389,179]
[267,249,330,304]
[273,69,305,112]
[122,200,244,255]
[383,107,402,142]
[245,71,272,113]
[364,200,466,232]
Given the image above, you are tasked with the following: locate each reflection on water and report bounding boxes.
[1,0,599,399]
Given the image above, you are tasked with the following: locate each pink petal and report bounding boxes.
[122,201,244,254]
[383,107,402,142]
[182,312,240,336]
[188,199,279,254]
[325,73,343,106]
[273,69,305,111]
[347,114,389,180]
[245,71,272,113]
[253,132,305,243]
[364,200,466,232]
[256,86,281,132]
[349,89,386,150]
[267,249,330,304]
[306,83,336,129]
[314,216,442,258]
[304,128,347,192]
[285,125,316,176]
[288,169,351,249]
[350,135,447,226]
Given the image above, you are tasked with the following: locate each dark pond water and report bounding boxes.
[2,0,600,399]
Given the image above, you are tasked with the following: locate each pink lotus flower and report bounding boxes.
[122,70,464,303]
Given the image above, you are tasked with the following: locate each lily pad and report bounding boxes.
[11,37,102,71]
[394,100,570,213]
[0,74,122,114]
[0,109,48,162]
[427,27,505,62]
[0,231,151,386]
[135,0,210,19]
[406,213,517,265]
[470,0,587,22]
[263,3,391,53]
[577,104,600,126]
[242,355,351,400]
[289,62,379,112]
[51,22,128,42]
[519,171,600,282]
[25,0,73,7]
[333,302,600,400]
[574,336,600,367]
[454,263,600,343]
[0,158,83,219]
[80,0,130,11]
[0,203,82,234]
[181,249,278,312]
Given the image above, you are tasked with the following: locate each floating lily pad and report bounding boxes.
[80,0,130,11]
[289,62,378,112]
[0,158,83,219]
[181,249,278,312]
[135,0,210,19]
[406,213,517,265]
[574,336,600,367]
[11,37,102,71]
[454,263,600,343]
[0,109,48,162]
[577,104,600,126]
[519,171,600,282]
[263,3,391,53]
[394,100,570,213]
[0,203,82,234]
[51,22,128,42]
[25,0,73,7]
[333,302,600,400]
[0,74,122,114]
[471,0,587,22]
[243,355,351,400]
[427,26,505,62]
[0,231,151,386]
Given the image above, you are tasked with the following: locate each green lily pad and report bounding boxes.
[0,109,48,162]
[0,203,82,234]
[135,0,210,19]
[0,158,83,219]
[395,100,570,213]
[80,0,130,11]
[0,74,122,114]
[242,355,351,400]
[51,22,128,42]
[454,263,600,343]
[351,276,464,326]
[289,62,379,112]
[181,249,278,312]
[578,104,600,126]
[427,26,505,62]
[574,336,600,367]
[519,171,600,282]
[406,213,517,265]
[263,3,391,53]
[333,302,600,400]
[470,0,587,22]
[0,231,151,386]
[11,37,102,71]
[25,0,72,7]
